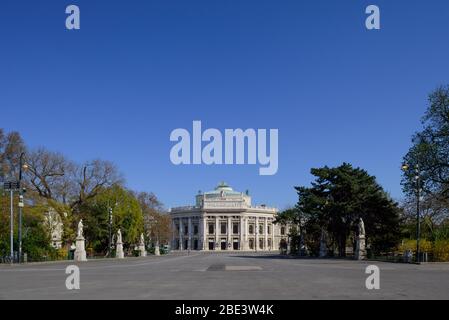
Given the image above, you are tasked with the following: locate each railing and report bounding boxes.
[170,206,199,212]
[252,205,277,212]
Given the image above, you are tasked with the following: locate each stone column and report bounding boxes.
[202,216,207,250]
[239,216,244,250]
[263,217,268,250]
[255,216,259,251]
[245,218,248,250]
[188,217,192,250]
[227,216,232,250]
[215,216,219,250]
[179,218,183,251]
[171,219,175,249]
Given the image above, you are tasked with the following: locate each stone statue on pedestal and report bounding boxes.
[139,233,147,257]
[319,228,328,258]
[74,219,87,261]
[116,229,124,259]
[355,218,366,260]
[358,217,365,237]
[77,219,83,238]
[154,240,160,256]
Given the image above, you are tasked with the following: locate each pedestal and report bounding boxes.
[355,235,366,260]
[319,240,327,258]
[139,245,147,257]
[74,236,87,261]
[116,241,124,259]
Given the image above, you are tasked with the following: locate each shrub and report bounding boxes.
[399,239,432,253]
[56,248,68,260]
[433,240,449,262]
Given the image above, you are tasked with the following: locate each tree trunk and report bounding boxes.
[339,236,346,257]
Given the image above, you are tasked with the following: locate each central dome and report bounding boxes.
[214,181,233,192]
[201,182,242,197]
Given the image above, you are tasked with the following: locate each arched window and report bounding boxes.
[281,226,286,235]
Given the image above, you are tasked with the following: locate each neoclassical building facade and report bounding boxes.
[170,182,288,251]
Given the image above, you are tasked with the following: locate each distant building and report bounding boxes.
[170,182,288,251]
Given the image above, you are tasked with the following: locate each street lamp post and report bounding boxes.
[4,181,19,263]
[18,152,28,263]
[108,206,113,257]
[402,163,421,264]
[10,186,14,262]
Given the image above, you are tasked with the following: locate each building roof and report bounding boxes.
[203,182,242,196]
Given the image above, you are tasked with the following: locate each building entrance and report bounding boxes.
[208,239,214,250]
[220,239,227,250]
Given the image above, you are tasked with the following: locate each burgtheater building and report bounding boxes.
[170,182,288,251]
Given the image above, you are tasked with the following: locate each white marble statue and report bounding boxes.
[77,219,84,238]
[358,218,365,236]
[116,229,124,259]
[117,229,122,244]
[154,240,160,256]
[140,233,145,246]
[74,219,87,261]
[139,233,147,257]
[355,217,366,260]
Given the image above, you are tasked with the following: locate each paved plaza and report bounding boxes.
[0,253,448,300]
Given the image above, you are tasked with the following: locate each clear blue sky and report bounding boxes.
[1,0,448,209]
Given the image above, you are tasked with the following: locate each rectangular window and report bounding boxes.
[259,225,263,234]
[268,225,271,235]
[221,223,227,234]
[184,226,188,235]
[208,223,214,235]
[233,223,239,234]
[194,225,199,235]
[281,226,286,235]
[249,225,254,234]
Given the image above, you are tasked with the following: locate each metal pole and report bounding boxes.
[18,194,23,263]
[109,207,112,257]
[416,171,421,264]
[10,189,14,263]
[18,152,24,263]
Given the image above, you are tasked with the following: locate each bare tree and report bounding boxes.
[135,191,171,245]
[72,159,123,209]
[25,148,75,202]
[0,130,26,181]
